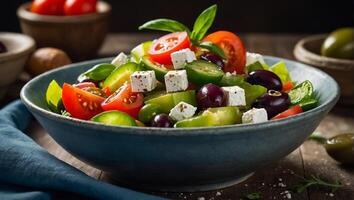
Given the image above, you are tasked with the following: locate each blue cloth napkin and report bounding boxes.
[0,100,165,200]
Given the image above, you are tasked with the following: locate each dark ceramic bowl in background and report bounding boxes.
[21,56,339,192]
[294,34,354,106]
[17,1,111,61]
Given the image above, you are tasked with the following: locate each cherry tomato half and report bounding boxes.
[64,0,97,16]
[282,81,294,93]
[31,0,65,15]
[272,105,303,120]
[101,84,144,119]
[62,83,105,120]
[203,31,246,74]
[148,32,191,65]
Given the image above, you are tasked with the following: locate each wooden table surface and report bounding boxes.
[3,33,354,200]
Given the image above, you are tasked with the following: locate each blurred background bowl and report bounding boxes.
[17,1,111,61]
[294,34,354,106]
[0,32,35,100]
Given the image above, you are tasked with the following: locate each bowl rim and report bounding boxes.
[20,56,340,135]
[17,1,111,24]
[294,34,354,71]
[0,32,35,61]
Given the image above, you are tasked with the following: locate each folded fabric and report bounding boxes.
[0,100,165,200]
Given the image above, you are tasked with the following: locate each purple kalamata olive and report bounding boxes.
[197,83,225,109]
[247,70,282,91]
[252,90,290,118]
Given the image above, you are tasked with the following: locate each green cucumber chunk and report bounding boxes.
[175,106,242,128]
[218,73,245,86]
[102,62,141,92]
[131,41,152,62]
[46,80,63,113]
[299,98,318,111]
[185,60,224,85]
[288,80,314,105]
[145,90,197,113]
[91,111,137,126]
[204,106,242,125]
[138,103,163,123]
[174,114,214,128]
[140,55,169,81]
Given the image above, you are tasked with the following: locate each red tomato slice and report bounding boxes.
[203,31,246,74]
[148,32,191,65]
[101,84,144,119]
[282,81,294,93]
[103,87,111,96]
[272,105,303,120]
[74,82,96,89]
[62,83,105,120]
[64,0,97,16]
[31,0,66,15]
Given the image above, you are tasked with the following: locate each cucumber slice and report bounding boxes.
[139,56,169,82]
[175,106,242,128]
[174,114,214,128]
[138,103,163,123]
[204,106,242,125]
[102,62,141,92]
[131,41,152,62]
[299,98,318,111]
[91,111,137,126]
[185,60,224,86]
[145,90,197,113]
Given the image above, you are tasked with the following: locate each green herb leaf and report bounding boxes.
[292,175,343,194]
[245,192,262,200]
[46,80,63,113]
[197,41,226,59]
[78,63,116,82]
[191,4,217,43]
[139,19,191,34]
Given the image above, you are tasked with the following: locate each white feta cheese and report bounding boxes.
[171,48,196,69]
[246,52,266,66]
[130,70,157,92]
[242,108,268,124]
[111,52,128,67]
[169,101,197,121]
[164,70,188,93]
[222,86,246,106]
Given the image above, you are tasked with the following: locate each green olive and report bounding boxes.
[324,133,354,165]
[321,27,354,59]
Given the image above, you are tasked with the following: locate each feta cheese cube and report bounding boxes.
[164,70,188,93]
[169,101,197,121]
[130,71,157,92]
[246,52,266,66]
[171,48,196,69]
[222,86,246,106]
[242,108,268,124]
[111,52,128,67]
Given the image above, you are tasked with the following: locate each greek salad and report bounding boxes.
[45,5,318,128]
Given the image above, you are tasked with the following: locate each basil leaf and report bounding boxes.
[288,80,315,105]
[139,19,190,34]
[191,4,217,43]
[78,63,116,82]
[197,41,226,59]
[46,80,63,113]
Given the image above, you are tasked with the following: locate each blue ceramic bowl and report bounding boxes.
[21,56,339,192]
